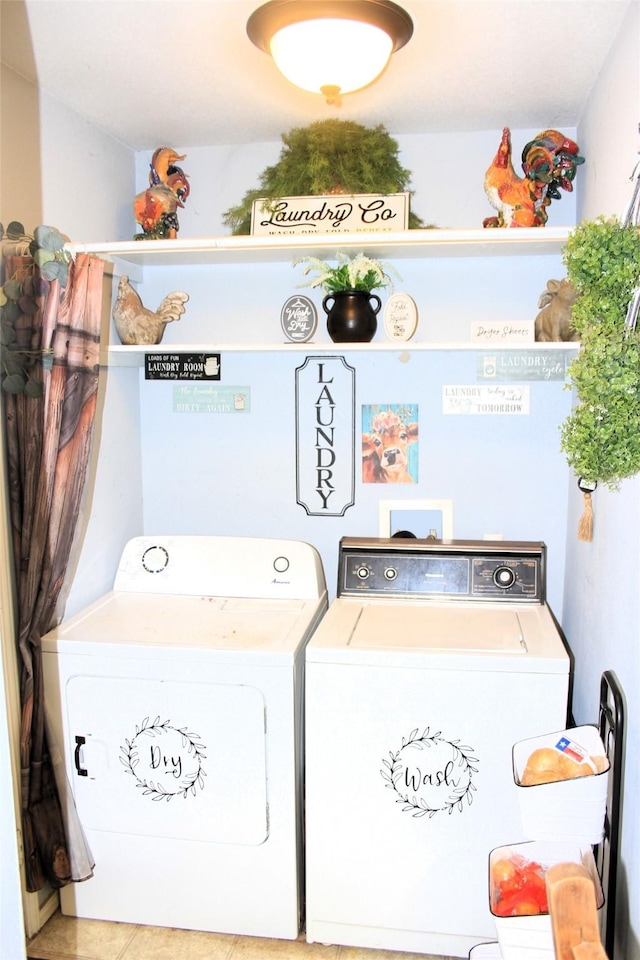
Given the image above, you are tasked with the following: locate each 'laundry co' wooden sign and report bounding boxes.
[251,193,409,236]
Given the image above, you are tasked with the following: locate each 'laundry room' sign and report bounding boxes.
[145,353,221,380]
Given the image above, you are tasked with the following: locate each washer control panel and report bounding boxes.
[338,538,544,602]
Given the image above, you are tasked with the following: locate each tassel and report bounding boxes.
[578,491,594,541]
[577,478,597,542]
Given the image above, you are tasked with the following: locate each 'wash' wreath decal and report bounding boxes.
[381,727,478,818]
[120,716,207,801]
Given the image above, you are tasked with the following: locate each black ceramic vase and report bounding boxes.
[322,290,381,343]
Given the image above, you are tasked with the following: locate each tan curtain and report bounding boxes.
[3,250,104,891]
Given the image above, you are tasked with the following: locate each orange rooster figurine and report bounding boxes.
[133,147,190,240]
[112,275,189,345]
[483,128,584,228]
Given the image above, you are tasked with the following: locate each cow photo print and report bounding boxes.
[362,404,419,484]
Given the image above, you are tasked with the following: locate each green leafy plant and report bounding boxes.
[0,221,70,395]
[223,119,425,234]
[560,216,640,487]
[293,252,400,294]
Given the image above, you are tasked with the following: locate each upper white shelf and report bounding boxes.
[104,340,579,366]
[67,226,571,268]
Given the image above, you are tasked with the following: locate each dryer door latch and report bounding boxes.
[74,735,88,777]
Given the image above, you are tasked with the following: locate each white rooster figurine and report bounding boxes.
[112,275,189,345]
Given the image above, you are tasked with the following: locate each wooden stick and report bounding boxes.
[546,862,606,960]
[572,942,609,960]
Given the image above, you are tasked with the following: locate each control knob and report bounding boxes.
[493,564,516,589]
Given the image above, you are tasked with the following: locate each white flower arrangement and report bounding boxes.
[293,252,400,294]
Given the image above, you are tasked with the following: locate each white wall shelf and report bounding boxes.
[105,341,579,367]
[69,226,571,269]
[79,228,574,363]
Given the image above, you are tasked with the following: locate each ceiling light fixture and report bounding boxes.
[247,0,413,104]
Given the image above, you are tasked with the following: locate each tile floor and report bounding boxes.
[26,911,456,960]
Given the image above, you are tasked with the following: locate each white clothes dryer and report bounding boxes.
[42,535,327,939]
[305,537,570,957]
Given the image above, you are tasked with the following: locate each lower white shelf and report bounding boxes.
[105,341,579,367]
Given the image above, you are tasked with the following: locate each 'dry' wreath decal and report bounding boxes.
[120,716,207,801]
[381,727,478,818]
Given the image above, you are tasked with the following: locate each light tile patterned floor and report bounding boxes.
[27,911,458,960]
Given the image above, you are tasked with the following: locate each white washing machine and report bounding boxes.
[42,535,327,939]
[305,537,570,957]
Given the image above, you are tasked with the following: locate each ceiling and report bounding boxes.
[0,0,632,151]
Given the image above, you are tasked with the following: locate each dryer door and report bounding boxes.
[65,676,268,845]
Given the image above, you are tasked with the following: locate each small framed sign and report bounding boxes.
[470,320,535,344]
[383,292,418,342]
[145,353,221,381]
[281,296,318,342]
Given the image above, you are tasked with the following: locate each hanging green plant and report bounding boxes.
[560,216,640,488]
[222,119,425,234]
[0,221,70,396]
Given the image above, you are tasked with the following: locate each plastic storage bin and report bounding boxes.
[488,841,603,960]
[512,725,609,844]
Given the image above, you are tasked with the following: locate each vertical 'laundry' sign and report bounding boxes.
[295,356,355,516]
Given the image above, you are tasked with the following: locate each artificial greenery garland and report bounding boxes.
[0,221,70,396]
[560,216,640,488]
[222,119,425,235]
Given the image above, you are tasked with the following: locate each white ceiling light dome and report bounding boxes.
[247,0,413,103]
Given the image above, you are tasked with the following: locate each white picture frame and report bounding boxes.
[378,499,454,540]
